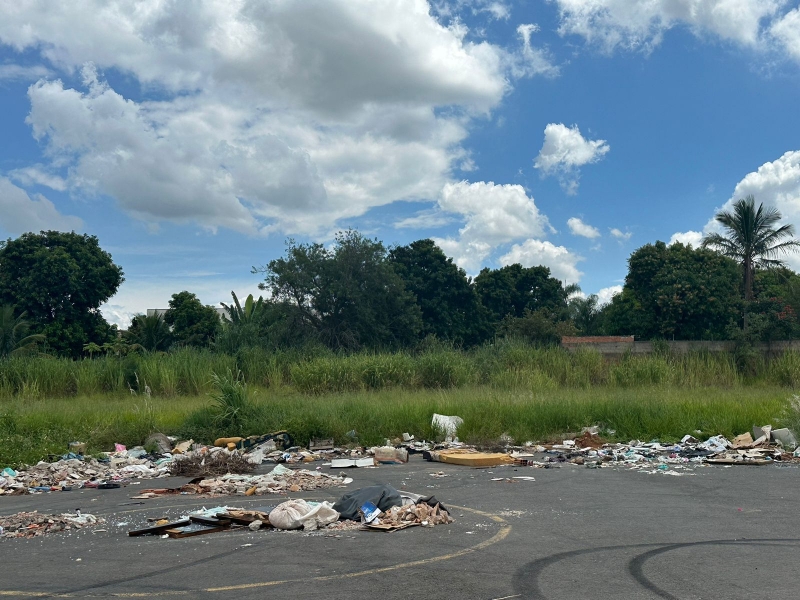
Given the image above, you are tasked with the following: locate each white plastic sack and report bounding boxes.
[297,501,339,531]
[432,413,464,442]
[269,500,339,530]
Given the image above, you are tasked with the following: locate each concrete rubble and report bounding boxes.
[0,511,103,538]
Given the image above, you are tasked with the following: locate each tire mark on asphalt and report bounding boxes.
[513,538,800,600]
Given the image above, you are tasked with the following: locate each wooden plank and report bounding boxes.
[128,519,191,537]
[189,515,231,527]
[165,526,226,539]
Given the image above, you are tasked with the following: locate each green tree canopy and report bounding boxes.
[126,312,173,352]
[475,264,569,326]
[164,291,220,347]
[256,230,422,350]
[0,231,123,356]
[604,241,741,339]
[389,239,489,346]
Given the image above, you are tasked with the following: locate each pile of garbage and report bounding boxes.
[173,465,351,497]
[127,483,455,540]
[0,456,167,495]
[0,511,102,538]
[502,424,800,472]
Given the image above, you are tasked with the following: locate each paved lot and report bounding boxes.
[1,458,799,599]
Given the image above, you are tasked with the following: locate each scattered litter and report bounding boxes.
[0,511,103,538]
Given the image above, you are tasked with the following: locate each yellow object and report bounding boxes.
[214,437,243,448]
[227,442,237,451]
[434,450,514,467]
[245,486,257,496]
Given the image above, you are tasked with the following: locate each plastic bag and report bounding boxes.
[268,500,339,530]
[432,414,464,442]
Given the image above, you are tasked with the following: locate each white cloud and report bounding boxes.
[771,8,800,61]
[509,24,560,78]
[499,239,584,283]
[596,285,623,305]
[394,209,453,230]
[433,180,552,271]
[534,123,610,194]
[0,176,82,235]
[0,0,554,236]
[567,217,601,238]
[669,230,703,246]
[610,227,632,241]
[9,165,67,191]
[554,0,785,53]
[0,63,51,80]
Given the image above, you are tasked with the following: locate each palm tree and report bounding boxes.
[0,304,45,358]
[702,196,800,302]
[125,313,172,352]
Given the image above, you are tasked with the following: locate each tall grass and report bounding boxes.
[1,344,800,400]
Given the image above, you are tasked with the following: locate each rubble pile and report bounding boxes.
[505,424,800,472]
[374,502,453,528]
[0,457,166,495]
[180,466,350,497]
[0,511,103,538]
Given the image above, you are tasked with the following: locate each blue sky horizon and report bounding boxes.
[1,0,799,327]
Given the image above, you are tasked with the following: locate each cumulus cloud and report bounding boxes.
[770,8,800,61]
[610,227,632,241]
[433,180,552,271]
[499,239,584,283]
[596,284,623,305]
[554,0,785,53]
[703,150,800,269]
[534,123,610,194]
[0,176,82,235]
[567,217,601,238]
[669,230,703,246]
[0,0,561,236]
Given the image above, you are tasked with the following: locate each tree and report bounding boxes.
[0,231,123,356]
[126,313,173,352]
[256,230,422,350]
[389,239,490,346]
[475,264,570,327]
[569,294,601,335]
[702,196,800,302]
[0,305,45,358]
[605,241,740,339]
[163,292,220,347]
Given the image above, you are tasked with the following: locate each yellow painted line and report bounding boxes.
[0,505,510,597]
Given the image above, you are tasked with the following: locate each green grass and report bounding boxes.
[1,385,792,468]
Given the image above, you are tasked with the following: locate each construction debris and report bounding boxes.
[0,511,103,538]
[178,467,349,497]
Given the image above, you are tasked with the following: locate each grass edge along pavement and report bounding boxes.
[1,385,793,468]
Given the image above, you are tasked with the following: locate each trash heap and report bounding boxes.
[0,457,167,495]
[503,424,800,472]
[170,465,351,498]
[0,511,102,538]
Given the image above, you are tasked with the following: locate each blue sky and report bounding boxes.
[1,0,799,327]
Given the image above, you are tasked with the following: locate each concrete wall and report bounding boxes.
[561,339,800,356]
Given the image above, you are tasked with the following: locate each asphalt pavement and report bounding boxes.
[1,458,799,599]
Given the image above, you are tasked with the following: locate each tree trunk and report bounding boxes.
[743,256,752,331]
